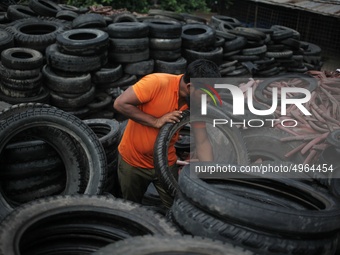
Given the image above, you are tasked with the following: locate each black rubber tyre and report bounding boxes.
[56,28,109,56]
[265,50,293,59]
[56,10,78,21]
[241,127,306,163]
[1,73,42,91]
[271,25,300,40]
[0,195,178,254]
[0,86,49,104]
[50,85,95,108]
[215,30,237,41]
[72,13,106,29]
[46,43,105,73]
[2,170,63,195]
[0,29,14,52]
[1,47,43,70]
[181,23,215,50]
[171,195,338,255]
[229,54,260,61]
[148,9,184,22]
[42,64,92,93]
[0,106,107,219]
[242,45,267,55]
[229,27,266,41]
[8,183,64,203]
[58,106,91,119]
[214,36,225,47]
[6,5,37,21]
[254,73,318,105]
[58,3,79,12]
[0,153,63,180]
[217,20,236,31]
[110,74,138,89]
[154,57,187,74]
[29,0,61,17]
[149,48,181,61]
[210,15,243,28]
[87,92,112,111]
[149,37,182,50]
[1,139,57,162]
[181,12,207,24]
[5,18,67,53]
[91,63,123,84]
[143,19,182,39]
[93,235,254,255]
[0,83,40,98]
[109,48,149,63]
[154,106,249,197]
[0,125,85,208]
[109,37,149,53]
[83,118,120,149]
[327,130,340,148]
[182,46,223,65]
[178,163,340,235]
[112,12,137,23]
[107,22,149,38]
[0,64,40,79]
[301,41,322,56]
[124,59,154,76]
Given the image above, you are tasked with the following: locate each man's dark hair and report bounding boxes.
[183,59,221,84]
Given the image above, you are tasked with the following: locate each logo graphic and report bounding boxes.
[201,84,311,116]
[199,84,223,107]
[199,84,222,115]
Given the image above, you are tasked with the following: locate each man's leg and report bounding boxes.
[117,154,152,204]
[153,163,179,209]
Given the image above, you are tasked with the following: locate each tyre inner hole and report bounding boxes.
[69,33,98,41]
[39,0,56,9]
[19,212,153,254]
[11,52,33,59]
[184,28,207,35]
[20,24,57,35]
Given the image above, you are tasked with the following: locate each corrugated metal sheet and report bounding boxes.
[247,0,340,18]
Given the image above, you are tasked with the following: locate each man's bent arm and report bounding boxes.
[192,126,213,161]
[114,86,182,129]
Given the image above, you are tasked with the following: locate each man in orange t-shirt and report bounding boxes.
[114,59,221,209]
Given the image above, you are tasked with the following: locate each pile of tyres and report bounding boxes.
[0,1,338,255]
[0,0,324,119]
[0,102,339,255]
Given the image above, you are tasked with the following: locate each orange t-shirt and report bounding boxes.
[118,73,188,169]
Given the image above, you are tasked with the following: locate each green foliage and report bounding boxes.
[65,0,212,13]
[161,0,209,13]
[110,0,150,13]
[66,0,150,12]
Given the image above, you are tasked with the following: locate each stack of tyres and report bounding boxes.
[108,22,153,78]
[0,47,49,104]
[107,22,151,90]
[44,28,109,119]
[144,19,186,74]
[181,23,223,67]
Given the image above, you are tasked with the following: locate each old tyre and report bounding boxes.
[56,28,109,56]
[93,235,254,255]
[0,105,107,219]
[178,163,340,235]
[0,195,178,254]
[1,47,43,70]
[154,106,249,197]
[171,194,338,255]
[29,0,61,17]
